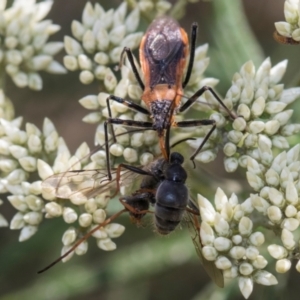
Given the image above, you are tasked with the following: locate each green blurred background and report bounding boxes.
[1,0,300,299]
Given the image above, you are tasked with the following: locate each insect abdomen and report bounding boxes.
[155,181,188,234]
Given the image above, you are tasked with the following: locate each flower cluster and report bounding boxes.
[247,143,300,274]
[187,58,300,172]
[0,0,66,90]
[198,189,277,299]
[274,0,300,43]
[64,2,143,86]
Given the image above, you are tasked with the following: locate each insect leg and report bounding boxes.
[120,47,145,90]
[175,119,216,168]
[106,95,150,143]
[182,22,198,89]
[37,208,127,274]
[113,162,152,197]
[104,119,153,180]
[179,86,237,119]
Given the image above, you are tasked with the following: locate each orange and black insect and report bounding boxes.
[273,30,300,45]
[104,16,236,179]
[38,133,224,287]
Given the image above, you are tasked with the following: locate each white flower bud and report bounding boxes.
[276,258,291,273]
[123,147,138,163]
[94,52,109,65]
[79,213,92,227]
[252,255,267,269]
[213,237,232,252]
[215,256,232,270]
[286,182,298,205]
[23,212,42,225]
[62,227,77,246]
[239,216,253,236]
[268,244,288,260]
[140,152,154,166]
[239,262,253,276]
[82,30,96,53]
[285,205,297,218]
[37,159,54,180]
[105,223,125,238]
[224,157,238,172]
[97,238,116,251]
[239,277,253,299]
[202,246,218,261]
[272,136,289,149]
[220,202,234,222]
[125,7,140,32]
[272,109,293,126]
[249,232,264,247]
[83,199,97,214]
[292,28,300,41]
[281,228,295,250]
[6,169,27,185]
[251,194,270,214]
[104,68,117,91]
[264,120,280,136]
[268,188,284,207]
[198,195,216,225]
[254,270,278,285]
[79,70,94,84]
[249,121,265,134]
[232,117,246,131]
[267,206,282,223]
[131,132,144,148]
[229,246,245,259]
[63,55,78,71]
[244,134,258,148]
[237,103,250,120]
[274,22,292,37]
[79,95,99,110]
[91,225,108,239]
[45,202,63,217]
[214,214,230,237]
[69,192,88,206]
[200,221,215,246]
[281,218,299,231]
[109,143,124,157]
[19,225,38,242]
[223,142,237,156]
[246,246,259,260]
[64,36,84,56]
[232,234,242,245]
[227,130,243,144]
[0,159,18,173]
[93,209,106,224]
[19,156,37,172]
[28,73,43,90]
[63,207,78,224]
[265,101,287,114]
[195,150,217,163]
[96,27,109,51]
[75,240,88,255]
[251,96,265,117]
[109,25,126,45]
[10,212,25,229]
[265,169,279,186]
[78,54,93,70]
[12,72,28,87]
[247,173,264,192]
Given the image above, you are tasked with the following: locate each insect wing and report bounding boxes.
[42,168,143,201]
[186,207,224,288]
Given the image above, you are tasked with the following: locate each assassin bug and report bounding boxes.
[104,16,237,180]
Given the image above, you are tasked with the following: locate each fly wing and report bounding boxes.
[42,168,144,201]
[186,200,224,288]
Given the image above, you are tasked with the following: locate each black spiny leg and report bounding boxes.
[104,118,154,180]
[182,22,198,89]
[120,47,145,90]
[175,119,216,168]
[179,86,237,119]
